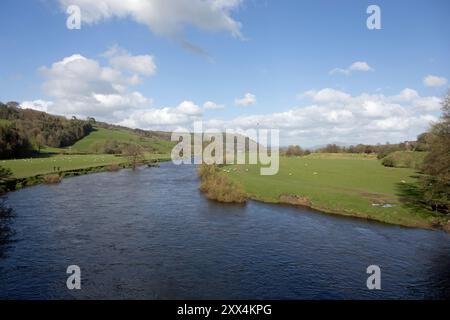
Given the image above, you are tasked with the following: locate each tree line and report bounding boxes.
[0,102,93,159]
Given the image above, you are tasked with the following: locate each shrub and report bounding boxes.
[105,164,120,172]
[381,151,427,169]
[198,164,247,203]
[43,174,62,184]
[381,157,395,167]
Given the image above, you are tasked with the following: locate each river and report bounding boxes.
[0,162,449,299]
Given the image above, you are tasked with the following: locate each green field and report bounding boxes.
[69,127,175,154]
[2,153,170,179]
[1,125,174,180]
[1,154,125,178]
[224,153,447,229]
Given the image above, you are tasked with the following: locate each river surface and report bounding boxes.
[0,162,449,299]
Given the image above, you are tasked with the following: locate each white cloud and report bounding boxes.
[423,75,448,87]
[302,88,351,103]
[37,49,156,119]
[176,101,203,115]
[349,61,373,72]
[117,101,203,130]
[20,100,54,112]
[59,0,243,39]
[393,88,419,101]
[204,88,442,146]
[330,61,374,76]
[103,46,156,77]
[235,93,256,106]
[203,101,225,110]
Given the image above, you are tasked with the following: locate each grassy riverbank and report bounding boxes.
[0,152,171,193]
[218,153,449,231]
[1,153,170,179]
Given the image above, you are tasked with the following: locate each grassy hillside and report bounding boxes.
[222,153,448,229]
[0,107,175,183]
[69,126,175,154]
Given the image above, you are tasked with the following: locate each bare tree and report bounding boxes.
[123,143,145,170]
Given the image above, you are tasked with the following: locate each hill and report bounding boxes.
[0,101,175,158]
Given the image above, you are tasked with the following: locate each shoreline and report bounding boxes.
[197,165,450,233]
[0,156,170,194]
[246,194,450,233]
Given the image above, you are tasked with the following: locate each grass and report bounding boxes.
[69,127,175,154]
[1,152,170,179]
[222,153,448,230]
[1,154,126,178]
[0,125,173,192]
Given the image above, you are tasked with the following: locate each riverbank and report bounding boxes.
[201,154,450,232]
[0,153,170,193]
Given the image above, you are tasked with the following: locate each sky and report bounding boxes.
[0,0,449,147]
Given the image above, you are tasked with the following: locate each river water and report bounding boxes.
[0,162,449,299]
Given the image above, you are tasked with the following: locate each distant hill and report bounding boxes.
[0,101,174,159]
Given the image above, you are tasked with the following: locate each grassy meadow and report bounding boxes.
[1,125,173,182]
[2,153,171,179]
[222,153,448,229]
[70,127,174,154]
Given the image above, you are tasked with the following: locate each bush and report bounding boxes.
[43,174,62,184]
[285,145,305,157]
[198,164,247,203]
[381,151,426,169]
[105,164,120,172]
[381,157,395,167]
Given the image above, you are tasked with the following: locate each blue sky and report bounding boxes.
[0,0,449,146]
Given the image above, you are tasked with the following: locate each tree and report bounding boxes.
[421,92,450,213]
[0,166,12,194]
[285,145,304,157]
[123,143,145,170]
[34,133,45,154]
[320,144,342,153]
[0,166,11,182]
[415,132,434,151]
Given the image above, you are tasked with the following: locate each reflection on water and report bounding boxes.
[0,162,449,299]
[0,200,15,259]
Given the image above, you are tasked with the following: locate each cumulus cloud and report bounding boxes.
[330,61,374,76]
[59,0,243,41]
[205,88,441,146]
[103,46,156,77]
[302,88,351,104]
[37,49,156,119]
[203,101,225,110]
[117,101,203,130]
[423,75,448,87]
[235,93,256,106]
[20,100,54,112]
